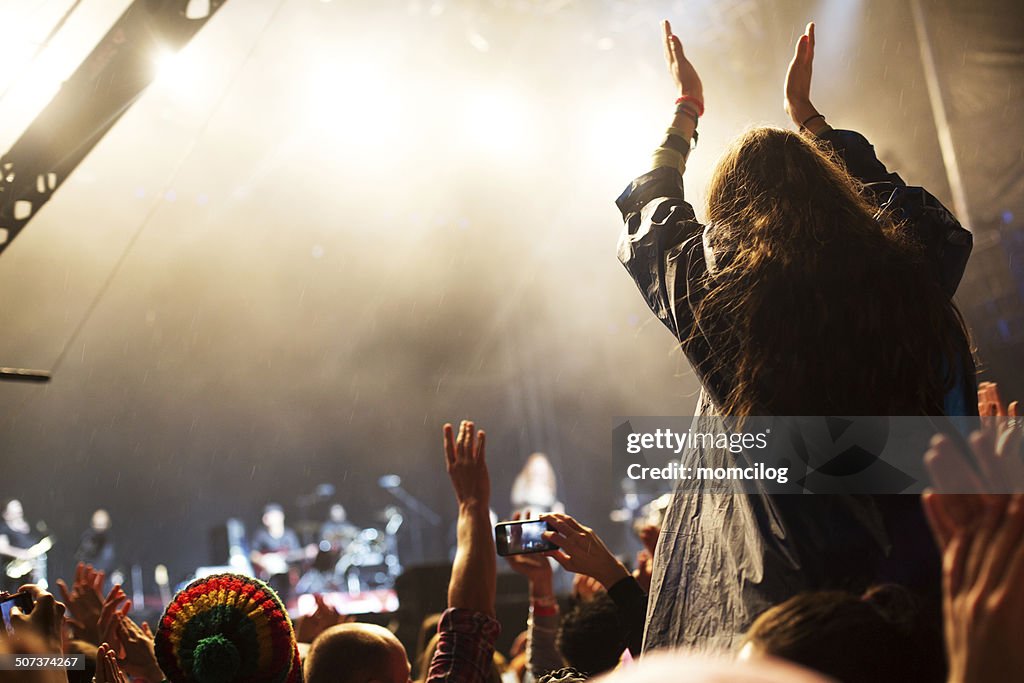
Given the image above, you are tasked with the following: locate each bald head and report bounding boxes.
[305,623,410,683]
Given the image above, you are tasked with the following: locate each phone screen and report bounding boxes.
[495,520,558,556]
[0,591,32,634]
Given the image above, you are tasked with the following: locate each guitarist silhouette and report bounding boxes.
[1,499,53,591]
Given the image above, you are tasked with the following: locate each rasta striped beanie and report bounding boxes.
[155,573,302,683]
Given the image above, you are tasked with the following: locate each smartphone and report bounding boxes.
[495,519,558,556]
[0,590,33,634]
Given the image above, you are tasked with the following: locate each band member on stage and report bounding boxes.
[250,503,312,600]
[75,509,116,574]
[319,504,358,552]
[0,499,49,591]
[510,452,565,516]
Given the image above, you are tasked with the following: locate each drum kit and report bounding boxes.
[296,506,403,595]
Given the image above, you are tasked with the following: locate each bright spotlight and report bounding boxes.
[305,62,403,152]
[153,49,176,79]
[582,101,663,180]
[185,0,211,20]
[459,88,535,159]
[152,48,193,91]
[150,46,209,108]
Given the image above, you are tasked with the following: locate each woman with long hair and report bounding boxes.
[617,22,975,653]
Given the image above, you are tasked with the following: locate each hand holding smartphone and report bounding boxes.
[0,590,34,633]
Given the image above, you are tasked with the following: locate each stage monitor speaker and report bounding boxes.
[208,518,248,566]
[394,564,533,657]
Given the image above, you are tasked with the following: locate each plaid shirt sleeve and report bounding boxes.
[426,608,501,683]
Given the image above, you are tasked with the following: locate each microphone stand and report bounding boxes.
[378,476,441,565]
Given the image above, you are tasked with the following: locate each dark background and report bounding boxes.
[0,0,1021,592]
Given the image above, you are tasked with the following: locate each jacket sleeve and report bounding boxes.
[606,576,648,658]
[817,128,973,297]
[426,608,501,683]
[525,608,563,678]
[616,166,726,403]
[615,166,707,344]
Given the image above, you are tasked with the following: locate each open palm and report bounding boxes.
[785,22,818,125]
[663,20,702,101]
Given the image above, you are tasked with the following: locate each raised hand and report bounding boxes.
[95,644,129,683]
[978,382,1022,452]
[637,523,660,556]
[633,549,654,594]
[443,420,489,510]
[784,22,819,127]
[924,427,1024,514]
[541,513,629,589]
[977,381,1021,421]
[96,585,131,652]
[295,594,347,644]
[10,585,67,651]
[57,563,105,644]
[922,429,1016,553]
[443,419,496,616]
[100,613,163,683]
[506,551,554,582]
[505,514,555,600]
[662,20,703,102]
[941,495,1024,683]
[978,381,1009,421]
[571,573,605,603]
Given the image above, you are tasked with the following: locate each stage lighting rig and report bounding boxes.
[0,0,228,256]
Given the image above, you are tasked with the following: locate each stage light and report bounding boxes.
[152,48,193,92]
[153,48,176,79]
[582,101,662,179]
[150,44,214,110]
[467,30,490,53]
[458,87,536,160]
[378,474,401,489]
[185,0,211,20]
[305,61,404,152]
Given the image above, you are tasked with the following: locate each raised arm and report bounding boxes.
[616,21,710,344]
[505,532,563,678]
[444,420,496,615]
[427,420,501,683]
[661,20,701,166]
[784,22,900,184]
[783,22,973,297]
[784,23,827,136]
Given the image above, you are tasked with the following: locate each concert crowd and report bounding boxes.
[3,18,1023,683]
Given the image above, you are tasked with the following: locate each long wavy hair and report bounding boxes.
[698,126,969,417]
